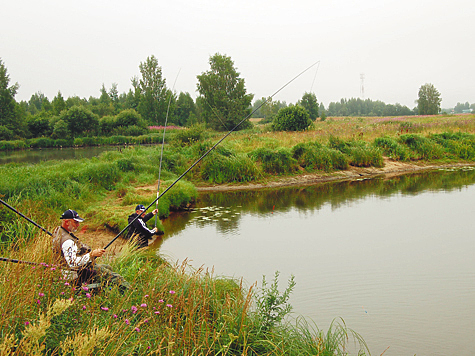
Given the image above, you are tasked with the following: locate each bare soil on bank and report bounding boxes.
[194,158,475,192]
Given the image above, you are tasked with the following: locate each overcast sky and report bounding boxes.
[1,0,474,109]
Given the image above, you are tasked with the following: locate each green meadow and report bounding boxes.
[1,113,475,354]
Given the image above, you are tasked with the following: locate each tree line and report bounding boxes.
[1,54,465,142]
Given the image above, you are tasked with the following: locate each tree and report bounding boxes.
[298,92,318,120]
[0,58,25,137]
[197,53,254,131]
[272,105,311,132]
[52,91,67,115]
[137,55,168,125]
[454,102,470,113]
[175,92,196,126]
[417,83,441,115]
[61,105,99,137]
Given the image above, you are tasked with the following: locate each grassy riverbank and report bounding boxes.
[1,113,475,354]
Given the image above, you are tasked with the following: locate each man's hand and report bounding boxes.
[152,209,159,215]
[152,227,158,234]
[90,249,106,258]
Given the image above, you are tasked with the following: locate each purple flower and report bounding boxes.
[24,321,30,326]
[140,303,147,308]
[50,267,56,271]
[166,304,173,308]
[154,311,160,314]
[158,299,164,303]
[113,314,118,318]
[82,286,89,291]
[64,282,70,286]
[144,294,149,298]
[131,306,138,314]
[60,292,65,295]
[38,292,45,297]
[125,319,130,325]
[169,290,175,294]
[82,305,86,310]
[101,307,109,311]
[134,327,140,332]
[36,300,41,305]
[86,293,91,299]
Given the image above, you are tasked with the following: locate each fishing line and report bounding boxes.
[104,60,321,250]
[155,69,181,228]
[309,61,320,93]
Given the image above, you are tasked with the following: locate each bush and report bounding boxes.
[272,105,312,132]
[249,147,297,174]
[399,134,445,160]
[374,136,411,161]
[0,140,28,151]
[29,137,55,148]
[0,126,15,141]
[329,137,383,167]
[201,153,260,183]
[292,142,349,171]
[174,124,206,145]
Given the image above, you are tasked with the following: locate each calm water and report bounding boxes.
[157,168,475,356]
[0,146,121,164]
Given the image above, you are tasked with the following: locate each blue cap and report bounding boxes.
[135,204,146,211]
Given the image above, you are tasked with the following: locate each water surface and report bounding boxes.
[158,168,475,356]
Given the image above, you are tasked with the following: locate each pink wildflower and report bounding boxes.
[169,290,175,294]
[113,314,118,318]
[101,307,109,311]
[158,299,164,303]
[64,282,70,286]
[82,305,86,310]
[140,303,147,308]
[131,306,138,314]
[25,321,30,326]
[134,327,140,332]
[154,311,160,314]
[166,304,173,308]
[125,319,130,325]
[50,267,56,271]
[82,286,89,291]
[36,300,41,305]
[86,293,91,299]
[144,294,149,298]
[38,292,45,297]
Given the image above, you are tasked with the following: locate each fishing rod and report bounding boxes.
[104,60,321,250]
[0,256,38,266]
[0,198,53,237]
[155,69,181,228]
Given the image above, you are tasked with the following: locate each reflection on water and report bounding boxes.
[162,166,475,237]
[158,167,475,356]
[0,146,122,165]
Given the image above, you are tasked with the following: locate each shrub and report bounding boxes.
[28,137,55,148]
[399,134,445,160]
[272,105,312,131]
[174,124,206,145]
[292,142,349,171]
[0,126,15,141]
[329,137,383,167]
[374,136,411,161]
[0,140,28,151]
[201,153,260,183]
[249,147,297,174]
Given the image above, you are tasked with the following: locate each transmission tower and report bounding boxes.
[360,73,365,99]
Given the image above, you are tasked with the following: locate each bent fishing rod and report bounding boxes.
[104,60,321,250]
[155,69,181,228]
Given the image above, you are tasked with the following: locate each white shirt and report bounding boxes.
[61,239,91,280]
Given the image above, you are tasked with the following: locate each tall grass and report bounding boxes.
[0,233,370,355]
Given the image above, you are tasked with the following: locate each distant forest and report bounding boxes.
[1,56,473,141]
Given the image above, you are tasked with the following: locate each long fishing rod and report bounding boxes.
[104,60,321,250]
[155,69,181,228]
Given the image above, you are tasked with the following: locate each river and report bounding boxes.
[157,168,475,356]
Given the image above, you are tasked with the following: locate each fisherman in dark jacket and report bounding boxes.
[126,204,159,249]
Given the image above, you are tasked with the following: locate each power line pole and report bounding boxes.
[360,73,365,99]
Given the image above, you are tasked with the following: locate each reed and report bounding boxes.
[249,147,298,174]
